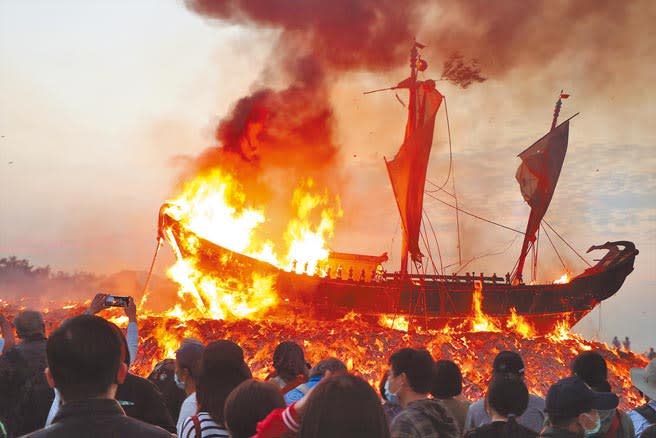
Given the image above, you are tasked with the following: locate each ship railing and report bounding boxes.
[382,272,508,285]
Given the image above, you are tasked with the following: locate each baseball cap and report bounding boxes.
[493,351,525,376]
[546,376,619,419]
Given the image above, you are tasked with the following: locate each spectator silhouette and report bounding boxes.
[387,348,459,438]
[431,359,470,433]
[465,377,537,438]
[284,357,346,405]
[267,341,309,397]
[21,314,171,437]
[224,379,285,438]
[465,351,545,433]
[571,351,634,437]
[627,359,656,437]
[179,340,251,438]
[540,376,618,437]
[174,339,205,436]
[300,373,390,438]
[0,310,53,437]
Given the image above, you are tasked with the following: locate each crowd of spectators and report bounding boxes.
[0,296,655,438]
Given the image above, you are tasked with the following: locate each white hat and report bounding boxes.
[631,359,656,401]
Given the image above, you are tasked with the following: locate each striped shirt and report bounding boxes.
[180,412,229,438]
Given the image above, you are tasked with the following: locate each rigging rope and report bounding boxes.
[541,223,569,273]
[543,219,592,267]
[424,191,525,235]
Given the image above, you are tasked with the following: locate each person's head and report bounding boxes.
[175,338,205,394]
[196,340,252,426]
[641,424,656,438]
[545,376,618,435]
[388,348,434,406]
[309,357,348,379]
[492,351,525,380]
[631,359,656,402]
[486,376,529,419]
[45,314,127,402]
[571,351,607,387]
[273,341,308,382]
[224,379,285,438]
[300,374,390,438]
[431,359,463,399]
[14,310,45,340]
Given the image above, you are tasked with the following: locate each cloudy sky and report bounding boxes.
[1,0,654,350]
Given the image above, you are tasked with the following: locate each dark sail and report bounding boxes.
[385,80,442,262]
[514,120,570,281]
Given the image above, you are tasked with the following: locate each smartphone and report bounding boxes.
[104,295,131,308]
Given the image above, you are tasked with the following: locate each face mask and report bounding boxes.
[582,412,601,436]
[174,372,185,390]
[384,377,399,404]
[597,409,614,424]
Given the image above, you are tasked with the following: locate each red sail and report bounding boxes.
[385,81,443,262]
[515,120,570,279]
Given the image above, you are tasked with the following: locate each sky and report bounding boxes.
[0,0,654,351]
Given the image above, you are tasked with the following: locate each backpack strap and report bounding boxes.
[191,414,202,438]
[635,403,656,424]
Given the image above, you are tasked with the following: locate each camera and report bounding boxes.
[104,295,132,308]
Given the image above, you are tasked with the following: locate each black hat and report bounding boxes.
[493,351,525,376]
[571,351,608,387]
[546,376,618,419]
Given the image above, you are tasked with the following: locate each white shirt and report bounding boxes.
[177,392,197,437]
[180,412,229,438]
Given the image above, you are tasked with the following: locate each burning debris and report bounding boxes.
[0,302,647,413]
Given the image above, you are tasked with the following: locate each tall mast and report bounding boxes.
[514,91,569,284]
[399,43,420,275]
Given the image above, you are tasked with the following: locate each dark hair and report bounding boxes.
[432,359,463,399]
[46,314,125,401]
[196,340,252,426]
[309,357,347,378]
[389,348,434,394]
[14,310,45,339]
[300,374,390,438]
[642,424,656,438]
[273,341,308,383]
[224,379,285,438]
[479,377,530,438]
[571,351,607,387]
[487,377,529,417]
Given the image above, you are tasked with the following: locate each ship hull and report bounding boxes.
[163,217,638,334]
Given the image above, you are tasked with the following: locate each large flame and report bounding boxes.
[159,169,341,320]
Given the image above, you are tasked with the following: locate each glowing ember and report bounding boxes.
[2,302,645,413]
[378,314,409,332]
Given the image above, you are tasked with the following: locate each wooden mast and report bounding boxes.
[514,91,566,284]
[399,43,420,275]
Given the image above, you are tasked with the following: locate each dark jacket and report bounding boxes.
[391,399,460,438]
[20,398,172,438]
[539,425,583,438]
[0,336,54,437]
[116,373,176,433]
[465,420,538,438]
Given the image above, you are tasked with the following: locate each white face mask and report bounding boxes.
[582,412,601,436]
[384,377,399,404]
[174,372,185,390]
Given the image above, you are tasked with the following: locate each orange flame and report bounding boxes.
[159,169,341,321]
[470,280,500,332]
[554,273,570,284]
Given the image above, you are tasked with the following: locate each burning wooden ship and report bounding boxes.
[158,44,637,334]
